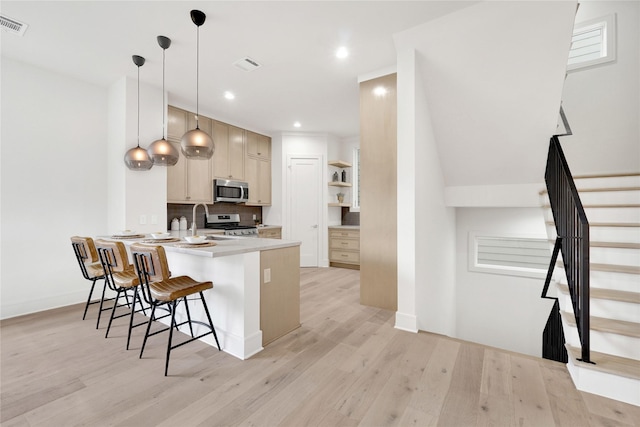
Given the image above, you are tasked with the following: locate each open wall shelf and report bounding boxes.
[328,160,352,168]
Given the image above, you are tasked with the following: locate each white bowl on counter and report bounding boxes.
[184,235,206,244]
[150,232,171,239]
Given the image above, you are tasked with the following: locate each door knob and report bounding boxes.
[312,225,318,229]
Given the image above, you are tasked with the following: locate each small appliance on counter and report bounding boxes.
[204,213,258,237]
[214,179,249,203]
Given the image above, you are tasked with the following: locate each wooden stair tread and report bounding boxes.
[592,263,640,274]
[573,172,640,179]
[546,221,640,228]
[556,282,640,304]
[556,260,640,274]
[566,344,640,380]
[590,241,640,249]
[543,203,640,208]
[547,239,640,249]
[540,186,640,195]
[561,311,640,338]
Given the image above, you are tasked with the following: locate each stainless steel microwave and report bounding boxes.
[214,179,249,203]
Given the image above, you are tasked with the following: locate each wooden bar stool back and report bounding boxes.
[95,239,148,349]
[70,236,111,328]
[130,243,221,376]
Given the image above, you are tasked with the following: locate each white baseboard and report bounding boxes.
[395,311,418,333]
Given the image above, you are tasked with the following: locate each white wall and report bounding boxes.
[455,207,555,357]
[1,58,108,318]
[107,77,167,234]
[561,1,640,175]
[0,59,168,319]
[396,49,457,335]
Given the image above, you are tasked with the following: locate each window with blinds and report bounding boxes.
[469,233,551,279]
[568,14,616,72]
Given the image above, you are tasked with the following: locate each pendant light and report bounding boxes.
[180,9,214,160]
[124,55,153,171]
[147,36,179,166]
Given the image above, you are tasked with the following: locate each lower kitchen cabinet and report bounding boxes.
[329,227,360,269]
[258,226,281,239]
[260,246,300,345]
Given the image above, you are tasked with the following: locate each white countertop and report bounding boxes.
[106,230,300,259]
[328,225,360,229]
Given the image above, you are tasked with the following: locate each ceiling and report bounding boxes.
[1,1,476,138]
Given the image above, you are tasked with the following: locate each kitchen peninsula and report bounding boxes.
[117,232,301,360]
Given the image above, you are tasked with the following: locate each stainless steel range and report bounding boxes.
[204,213,258,237]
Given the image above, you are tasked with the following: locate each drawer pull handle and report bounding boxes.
[341,242,348,245]
[341,254,348,257]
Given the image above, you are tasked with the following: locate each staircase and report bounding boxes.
[541,172,640,406]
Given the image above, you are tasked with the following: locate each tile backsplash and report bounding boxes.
[167,203,262,230]
[342,208,360,226]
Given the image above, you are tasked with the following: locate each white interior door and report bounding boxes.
[289,156,321,267]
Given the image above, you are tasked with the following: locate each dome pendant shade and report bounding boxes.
[124,54,153,171]
[181,10,214,160]
[148,138,179,165]
[147,35,179,166]
[181,128,214,159]
[124,146,153,170]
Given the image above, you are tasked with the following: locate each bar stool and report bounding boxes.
[70,236,112,329]
[95,239,148,350]
[130,243,221,376]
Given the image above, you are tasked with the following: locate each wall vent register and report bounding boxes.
[469,233,551,279]
[0,14,28,36]
[567,14,616,72]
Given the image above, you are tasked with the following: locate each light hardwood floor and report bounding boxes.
[2,267,639,426]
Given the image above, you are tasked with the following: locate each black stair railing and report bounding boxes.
[542,136,592,364]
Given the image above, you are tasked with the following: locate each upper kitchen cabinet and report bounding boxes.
[167,105,187,141]
[187,112,213,140]
[245,131,271,206]
[245,156,271,206]
[212,120,245,180]
[246,131,271,160]
[167,106,213,203]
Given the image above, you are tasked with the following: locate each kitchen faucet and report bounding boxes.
[191,203,210,236]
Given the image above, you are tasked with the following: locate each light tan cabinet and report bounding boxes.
[245,133,272,206]
[167,106,272,206]
[246,131,270,159]
[329,227,360,269]
[245,156,271,205]
[260,246,300,345]
[212,121,245,180]
[167,106,187,141]
[258,227,281,239]
[167,106,213,203]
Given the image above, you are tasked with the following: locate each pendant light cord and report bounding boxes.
[162,47,166,139]
[195,24,200,129]
[137,64,140,147]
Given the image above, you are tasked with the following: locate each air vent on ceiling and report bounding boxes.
[0,14,28,36]
[233,57,261,72]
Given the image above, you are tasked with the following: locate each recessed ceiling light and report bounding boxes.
[224,91,235,100]
[336,46,349,59]
[373,86,387,96]
[293,121,301,128]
